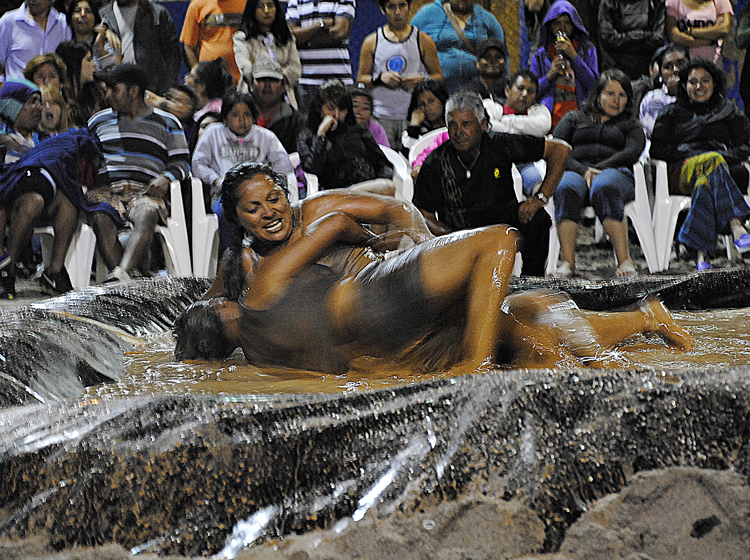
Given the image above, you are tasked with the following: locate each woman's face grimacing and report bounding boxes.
[235,174,293,245]
[41,94,62,131]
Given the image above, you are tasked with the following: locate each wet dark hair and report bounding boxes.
[306,79,356,132]
[66,0,102,31]
[174,299,237,361]
[220,161,290,226]
[676,58,726,107]
[194,58,234,101]
[238,0,293,46]
[585,68,634,120]
[220,90,259,123]
[406,80,449,123]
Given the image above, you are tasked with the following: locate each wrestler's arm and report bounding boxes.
[240,212,380,309]
[202,260,227,298]
[302,191,434,246]
[201,247,258,299]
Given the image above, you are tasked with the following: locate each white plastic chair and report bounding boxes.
[35,220,97,289]
[652,158,750,266]
[652,159,691,271]
[285,152,300,203]
[380,145,414,201]
[154,179,192,277]
[190,177,219,278]
[289,150,319,197]
[91,179,192,282]
[546,162,661,274]
[407,127,448,167]
[511,163,558,276]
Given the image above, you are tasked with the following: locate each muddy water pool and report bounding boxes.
[82,308,750,400]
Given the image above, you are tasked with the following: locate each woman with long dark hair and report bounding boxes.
[650,59,750,270]
[401,79,449,155]
[552,68,646,278]
[233,0,301,107]
[55,40,105,126]
[297,79,393,192]
[66,0,121,69]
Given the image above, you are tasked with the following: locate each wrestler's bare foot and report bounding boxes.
[641,298,694,351]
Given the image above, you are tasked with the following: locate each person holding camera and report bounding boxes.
[529,0,598,131]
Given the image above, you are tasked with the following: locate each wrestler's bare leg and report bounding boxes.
[417,225,518,371]
[584,298,693,351]
[501,291,693,368]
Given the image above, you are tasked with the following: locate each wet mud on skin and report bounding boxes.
[1,231,750,558]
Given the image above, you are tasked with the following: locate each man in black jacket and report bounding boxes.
[100,0,180,94]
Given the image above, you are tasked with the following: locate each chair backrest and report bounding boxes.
[380,145,414,202]
[288,151,318,198]
[408,127,448,166]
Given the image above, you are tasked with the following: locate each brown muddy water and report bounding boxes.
[82,307,750,400]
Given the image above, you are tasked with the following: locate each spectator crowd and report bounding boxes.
[1,0,750,300]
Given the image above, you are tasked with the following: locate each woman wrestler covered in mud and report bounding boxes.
[174,162,693,373]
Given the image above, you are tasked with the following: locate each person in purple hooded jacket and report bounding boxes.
[529,0,598,131]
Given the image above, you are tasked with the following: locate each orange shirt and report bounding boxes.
[180,0,245,82]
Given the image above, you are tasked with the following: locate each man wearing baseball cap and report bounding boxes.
[87,63,190,281]
[248,59,305,155]
[467,38,508,104]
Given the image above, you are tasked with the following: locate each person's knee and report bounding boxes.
[13,192,46,216]
[130,205,160,228]
[91,212,115,234]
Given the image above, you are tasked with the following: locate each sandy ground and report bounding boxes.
[2,467,748,560]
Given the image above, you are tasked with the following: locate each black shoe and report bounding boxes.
[39,267,73,296]
[0,266,15,299]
